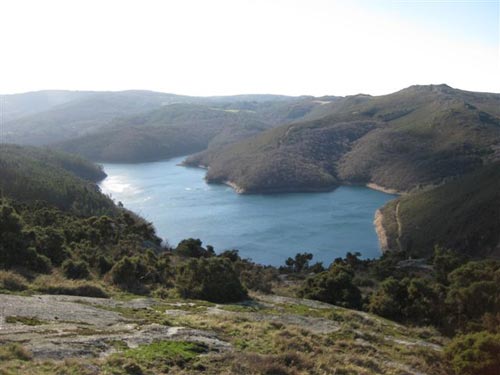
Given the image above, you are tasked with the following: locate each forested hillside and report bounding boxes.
[52,98,333,162]
[379,163,500,257]
[0,144,113,215]
[186,85,500,193]
[53,104,271,162]
[2,91,190,145]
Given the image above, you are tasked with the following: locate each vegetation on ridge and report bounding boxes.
[186,84,500,193]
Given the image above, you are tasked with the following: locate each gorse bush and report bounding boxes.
[298,263,362,309]
[62,259,91,280]
[445,331,500,375]
[176,257,247,302]
[0,270,28,291]
[174,238,214,258]
[109,252,172,293]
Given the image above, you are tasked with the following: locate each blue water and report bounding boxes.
[99,156,395,266]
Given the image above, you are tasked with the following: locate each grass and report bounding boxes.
[5,316,47,326]
[104,341,207,374]
[32,274,109,298]
[0,271,29,292]
[0,293,452,375]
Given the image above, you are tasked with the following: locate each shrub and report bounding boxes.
[0,343,33,361]
[240,265,276,294]
[34,227,68,266]
[174,238,214,258]
[176,257,247,302]
[445,331,500,375]
[110,256,138,289]
[109,254,168,292]
[0,270,28,291]
[97,255,113,275]
[33,274,108,298]
[24,248,52,274]
[298,263,362,309]
[62,259,90,279]
[368,277,443,325]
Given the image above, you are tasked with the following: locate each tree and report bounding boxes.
[432,246,463,284]
[0,202,51,272]
[284,252,313,273]
[445,260,500,331]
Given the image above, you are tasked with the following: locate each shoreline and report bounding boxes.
[373,209,390,253]
[223,180,246,194]
[220,181,340,195]
[366,183,402,195]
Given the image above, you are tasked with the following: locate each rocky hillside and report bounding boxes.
[0,293,449,375]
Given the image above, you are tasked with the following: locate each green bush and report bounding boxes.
[0,270,28,291]
[110,254,169,292]
[24,248,52,274]
[176,257,247,302]
[174,238,214,258]
[445,331,500,375]
[34,227,68,266]
[110,256,139,289]
[368,277,443,325]
[62,259,91,279]
[297,263,362,309]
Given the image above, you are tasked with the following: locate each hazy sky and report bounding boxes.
[1,0,498,96]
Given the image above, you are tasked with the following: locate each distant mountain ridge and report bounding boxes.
[2,90,322,161]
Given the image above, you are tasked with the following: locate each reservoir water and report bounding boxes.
[99,156,395,266]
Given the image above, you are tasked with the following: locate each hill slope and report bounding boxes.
[378,163,500,257]
[185,85,500,193]
[1,90,93,122]
[0,292,450,375]
[2,91,191,145]
[53,97,335,163]
[0,144,114,215]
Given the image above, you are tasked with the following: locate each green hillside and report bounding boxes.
[187,85,500,193]
[379,163,500,257]
[1,90,92,122]
[53,104,270,162]
[0,144,114,216]
[53,98,331,163]
[3,91,188,145]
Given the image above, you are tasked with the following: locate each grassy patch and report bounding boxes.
[0,271,29,292]
[33,274,109,298]
[105,341,206,374]
[5,316,47,326]
[0,343,33,361]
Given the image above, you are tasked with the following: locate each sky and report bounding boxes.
[0,0,498,96]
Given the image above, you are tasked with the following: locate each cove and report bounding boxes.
[99,156,395,266]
